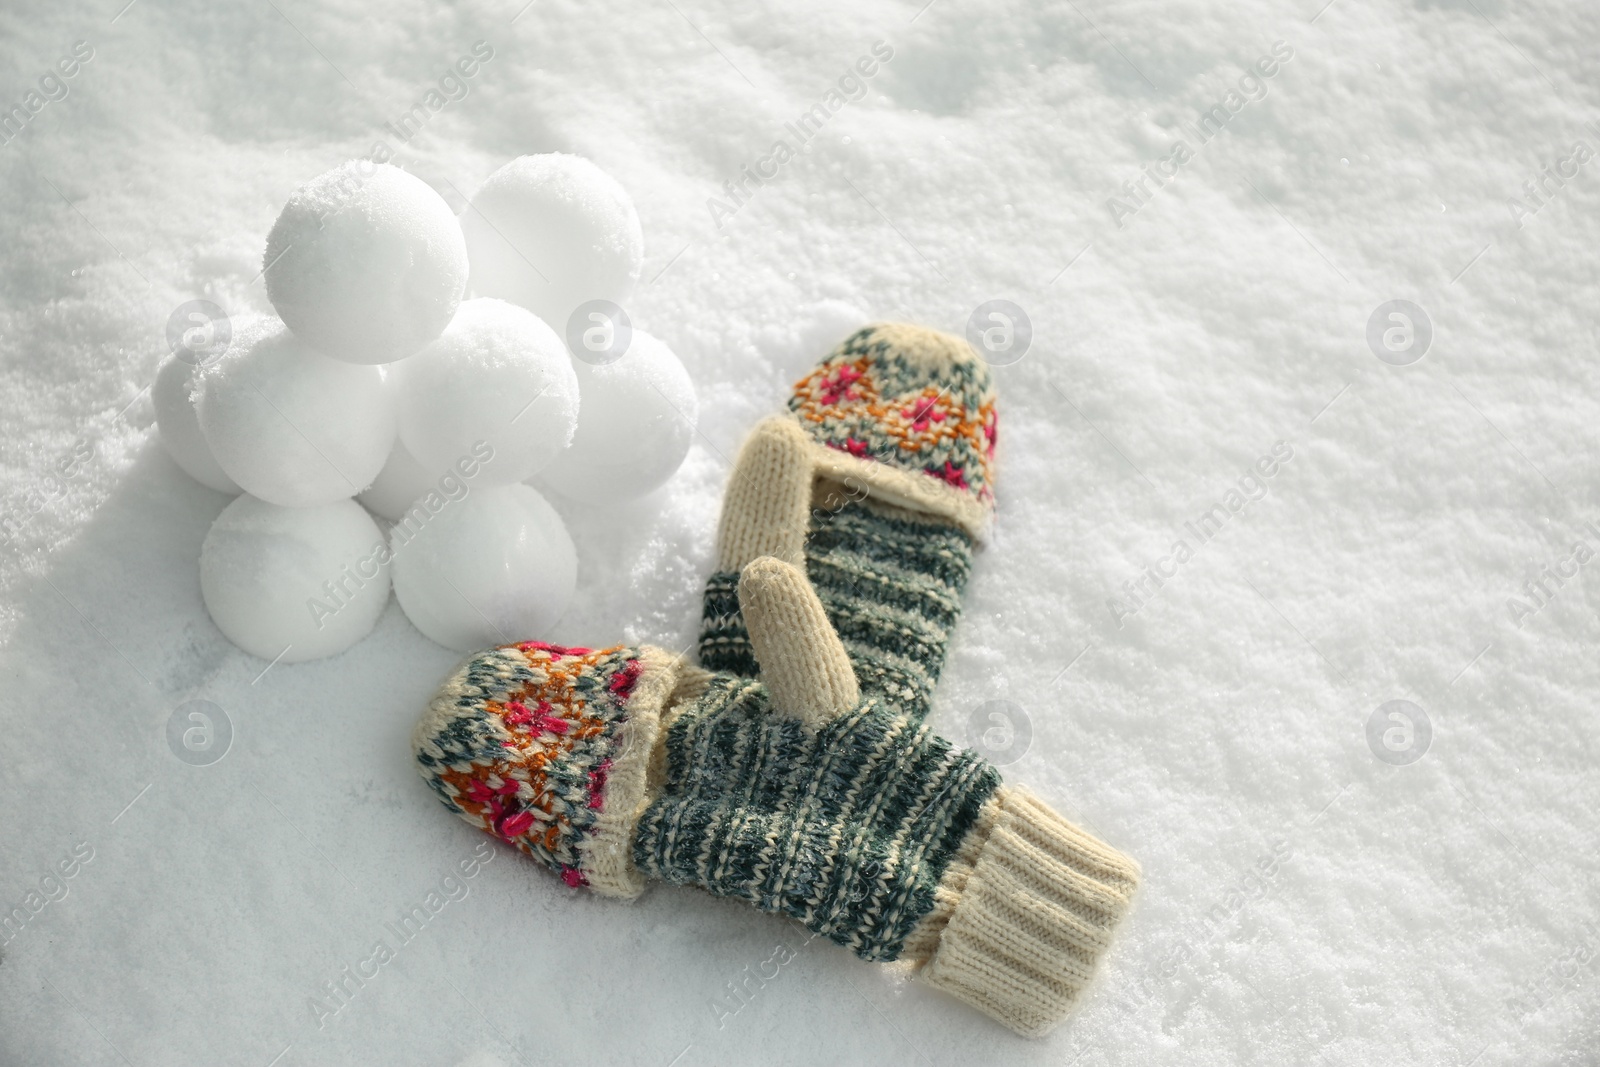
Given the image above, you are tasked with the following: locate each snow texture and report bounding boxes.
[152,351,241,494]
[196,318,394,507]
[358,432,438,523]
[0,1,1596,1066]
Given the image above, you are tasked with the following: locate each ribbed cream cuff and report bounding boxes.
[920,786,1139,1037]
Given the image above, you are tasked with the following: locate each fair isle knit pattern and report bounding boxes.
[791,324,998,503]
[633,674,1001,963]
[701,500,973,723]
[413,642,645,889]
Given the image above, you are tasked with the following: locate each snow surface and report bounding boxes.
[1,1,1597,1065]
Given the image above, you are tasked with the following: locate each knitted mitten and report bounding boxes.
[699,323,997,724]
[414,558,1138,1037]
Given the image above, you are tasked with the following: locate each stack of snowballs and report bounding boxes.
[153,155,697,664]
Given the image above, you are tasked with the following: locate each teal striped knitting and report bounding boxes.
[700,322,996,721]
[633,672,999,961]
[701,500,973,724]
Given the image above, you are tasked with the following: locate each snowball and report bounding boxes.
[460,154,643,337]
[391,298,578,485]
[200,495,390,663]
[153,352,241,494]
[196,320,394,508]
[263,161,468,364]
[537,329,698,504]
[391,483,575,651]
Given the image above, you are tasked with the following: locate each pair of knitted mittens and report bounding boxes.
[412,324,1139,1038]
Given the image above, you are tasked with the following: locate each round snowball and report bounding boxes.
[197,321,395,507]
[392,298,578,485]
[153,352,241,494]
[538,330,697,504]
[391,484,576,651]
[460,154,643,334]
[264,161,468,364]
[200,495,390,662]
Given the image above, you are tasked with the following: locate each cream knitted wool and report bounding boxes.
[737,554,859,728]
[716,417,814,571]
[914,788,1140,1036]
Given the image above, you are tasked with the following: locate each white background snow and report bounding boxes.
[1,0,1597,1064]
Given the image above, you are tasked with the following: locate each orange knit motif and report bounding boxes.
[428,642,637,884]
[789,349,997,498]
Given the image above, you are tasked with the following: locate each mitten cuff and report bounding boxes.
[581,644,680,897]
[920,787,1139,1037]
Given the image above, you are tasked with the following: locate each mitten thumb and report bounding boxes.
[737,555,859,728]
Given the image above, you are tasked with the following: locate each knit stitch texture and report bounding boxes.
[921,788,1141,1035]
[413,635,1141,1035]
[633,673,1002,962]
[791,323,997,511]
[700,321,992,720]
[702,498,972,723]
[412,641,672,897]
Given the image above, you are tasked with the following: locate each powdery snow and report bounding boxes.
[1,0,1596,1065]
